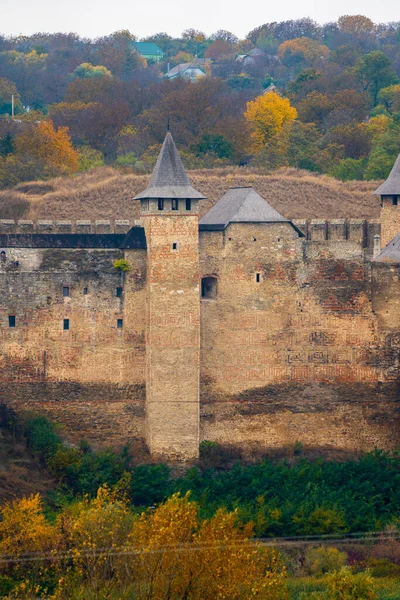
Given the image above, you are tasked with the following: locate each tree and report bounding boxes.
[378,84,400,114]
[278,37,330,66]
[338,15,376,36]
[14,120,79,174]
[72,62,112,78]
[245,91,297,153]
[0,77,22,115]
[354,51,397,105]
[205,39,234,60]
[210,29,238,44]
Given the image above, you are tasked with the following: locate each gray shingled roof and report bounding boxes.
[374,153,400,196]
[133,132,206,200]
[374,232,400,262]
[199,187,295,231]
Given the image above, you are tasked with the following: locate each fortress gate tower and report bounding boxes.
[134,132,206,459]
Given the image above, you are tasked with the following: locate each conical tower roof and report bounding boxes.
[374,153,400,196]
[133,132,206,200]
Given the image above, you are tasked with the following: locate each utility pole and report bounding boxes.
[11,94,14,118]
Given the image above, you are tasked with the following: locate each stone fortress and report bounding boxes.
[1,132,400,459]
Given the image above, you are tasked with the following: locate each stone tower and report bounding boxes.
[375,153,400,247]
[134,132,206,459]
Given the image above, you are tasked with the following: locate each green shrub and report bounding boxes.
[305,546,348,576]
[47,446,82,478]
[113,258,130,272]
[325,567,377,600]
[25,415,61,461]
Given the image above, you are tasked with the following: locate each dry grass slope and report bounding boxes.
[0,166,381,222]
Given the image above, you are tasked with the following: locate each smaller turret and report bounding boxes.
[374,153,400,247]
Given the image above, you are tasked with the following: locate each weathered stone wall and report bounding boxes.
[143,215,200,459]
[380,199,399,248]
[199,222,400,451]
[0,242,147,448]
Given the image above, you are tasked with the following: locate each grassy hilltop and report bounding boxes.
[0,166,380,223]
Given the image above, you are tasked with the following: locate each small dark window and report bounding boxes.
[172,242,177,250]
[171,199,178,210]
[142,199,149,211]
[186,199,191,211]
[63,319,69,331]
[393,196,398,206]
[201,276,217,299]
[83,287,88,295]
[8,315,15,328]
[256,273,261,283]
[117,318,123,329]
[13,261,19,267]
[63,286,69,297]
[0,251,6,263]
[253,238,257,242]
[116,287,123,297]
[158,198,164,210]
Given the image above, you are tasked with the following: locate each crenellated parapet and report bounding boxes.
[0,219,133,234]
[292,218,380,250]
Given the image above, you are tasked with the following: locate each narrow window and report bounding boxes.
[158,198,164,211]
[116,287,123,298]
[117,318,123,329]
[83,287,88,295]
[171,199,178,210]
[393,196,398,206]
[201,276,217,299]
[253,238,257,242]
[256,273,261,283]
[1,250,6,263]
[63,318,69,331]
[63,286,69,297]
[172,242,177,250]
[8,315,16,328]
[142,199,149,211]
[186,199,191,211]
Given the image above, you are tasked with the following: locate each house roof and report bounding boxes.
[166,63,205,78]
[132,42,164,56]
[374,153,400,196]
[199,187,299,231]
[133,131,206,200]
[374,231,400,262]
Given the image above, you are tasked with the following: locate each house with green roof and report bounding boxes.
[132,42,164,62]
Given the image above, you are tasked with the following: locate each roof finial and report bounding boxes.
[167,114,170,132]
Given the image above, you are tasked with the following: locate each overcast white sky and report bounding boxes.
[1,0,399,40]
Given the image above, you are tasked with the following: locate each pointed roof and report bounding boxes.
[373,232,400,262]
[199,187,300,232]
[133,132,206,200]
[374,153,400,196]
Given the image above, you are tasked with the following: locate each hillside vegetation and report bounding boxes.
[0,166,380,223]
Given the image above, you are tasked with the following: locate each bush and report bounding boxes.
[113,258,130,272]
[325,567,377,600]
[305,546,348,576]
[333,158,366,181]
[25,415,61,461]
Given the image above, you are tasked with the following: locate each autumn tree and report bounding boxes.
[245,91,297,153]
[72,62,112,78]
[14,120,78,173]
[278,37,330,66]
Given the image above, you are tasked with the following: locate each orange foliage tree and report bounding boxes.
[14,120,79,174]
[245,91,297,153]
[278,37,330,64]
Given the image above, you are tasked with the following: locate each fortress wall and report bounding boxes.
[0,245,147,448]
[198,222,400,452]
[292,219,380,254]
[0,219,133,234]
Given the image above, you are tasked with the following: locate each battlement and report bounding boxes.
[292,219,381,248]
[0,219,134,234]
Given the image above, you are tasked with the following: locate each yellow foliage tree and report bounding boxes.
[0,493,56,557]
[14,120,79,174]
[278,37,330,63]
[245,92,297,153]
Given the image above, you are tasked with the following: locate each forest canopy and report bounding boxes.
[0,17,399,188]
